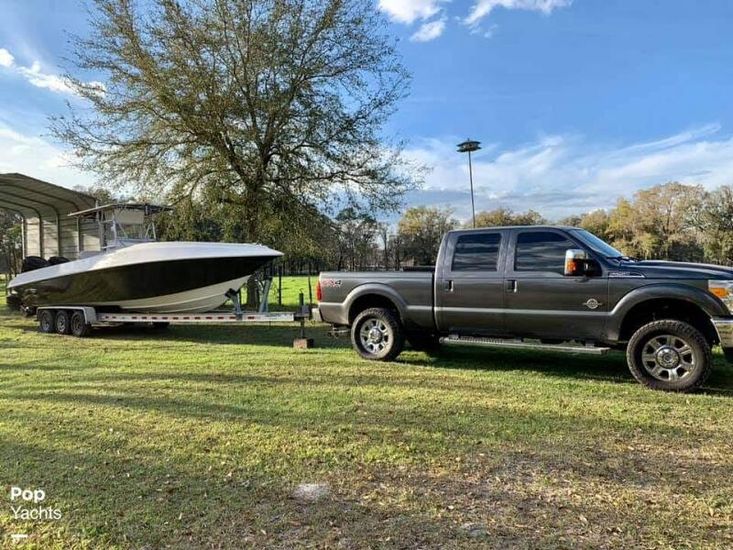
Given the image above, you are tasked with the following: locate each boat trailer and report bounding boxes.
[33,284,312,340]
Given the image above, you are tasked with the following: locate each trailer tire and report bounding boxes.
[70,311,91,338]
[55,310,72,335]
[38,310,55,333]
[351,307,404,361]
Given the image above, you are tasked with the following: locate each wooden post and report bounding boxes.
[293,291,314,349]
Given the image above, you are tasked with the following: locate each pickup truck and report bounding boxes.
[314,225,733,392]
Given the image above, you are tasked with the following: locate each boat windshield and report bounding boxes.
[101,208,159,249]
[68,202,170,253]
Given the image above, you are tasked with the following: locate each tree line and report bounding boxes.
[2,180,733,278]
[312,181,733,270]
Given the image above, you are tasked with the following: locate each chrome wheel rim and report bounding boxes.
[359,318,391,355]
[641,334,695,382]
[57,315,67,333]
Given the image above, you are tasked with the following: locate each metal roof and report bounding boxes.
[69,203,172,218]
[1,173,100,259]
[0,172,97,218]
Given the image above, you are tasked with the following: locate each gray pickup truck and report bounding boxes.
[314,225,733,392]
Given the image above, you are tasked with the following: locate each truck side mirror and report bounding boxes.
[564,249,589,276]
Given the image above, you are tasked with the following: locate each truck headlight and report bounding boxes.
[709,280,733,313]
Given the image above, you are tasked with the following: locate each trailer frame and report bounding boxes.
[35,305,306,337]
[34,286,310,337]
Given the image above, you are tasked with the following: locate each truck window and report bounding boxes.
[451,233,502,271]
[515,231,575,274]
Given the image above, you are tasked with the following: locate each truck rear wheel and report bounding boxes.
[626,320,712,392]
[351,307,404,361]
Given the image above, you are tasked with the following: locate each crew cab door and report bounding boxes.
[434,230,506,336]
[503,229,608,340]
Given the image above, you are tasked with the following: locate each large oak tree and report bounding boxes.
[54,0,415,247]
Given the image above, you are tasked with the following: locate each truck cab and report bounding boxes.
[434,226,611,341]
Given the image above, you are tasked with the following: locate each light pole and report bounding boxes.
[457,139,481,228]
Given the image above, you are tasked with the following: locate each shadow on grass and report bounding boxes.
[7,314,733,392]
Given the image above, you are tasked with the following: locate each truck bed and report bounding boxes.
[317,270,434,330]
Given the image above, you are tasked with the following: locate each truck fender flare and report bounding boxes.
[606,283,726,340]
[343,283,409,322]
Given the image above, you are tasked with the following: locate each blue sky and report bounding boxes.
[1,0,733,221]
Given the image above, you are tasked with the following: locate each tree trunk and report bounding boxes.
[244,190,261,308]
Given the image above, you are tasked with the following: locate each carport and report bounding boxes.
[0,173,99,260]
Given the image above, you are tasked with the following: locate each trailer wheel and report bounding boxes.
[55,310,72,335]
[351,307,404,361]
[70,311,91,338]
[38,310,55,333]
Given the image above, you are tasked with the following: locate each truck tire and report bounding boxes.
[38,310,55,333]
[626,320,712,392]
[351,307,405,361]
[55,310,72,335]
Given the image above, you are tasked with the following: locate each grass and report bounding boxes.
[264,275,316,309]
[2,276,733,548]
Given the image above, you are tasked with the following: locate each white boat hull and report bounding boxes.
[95,276,251,313]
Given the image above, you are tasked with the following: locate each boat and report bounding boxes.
[7,203,282,313]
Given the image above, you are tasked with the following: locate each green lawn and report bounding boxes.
[265,275,316,309]
[2,276,733,548]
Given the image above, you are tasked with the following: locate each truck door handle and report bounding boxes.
[444,280,454,291]
[505,279,517,292]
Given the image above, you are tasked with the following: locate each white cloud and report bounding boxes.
[403,125,733,222]
[0,123,96,188]
[380,0,571,42]
[0,48,14,68]
[17,61,75,94]
[0,47,103,97]
[465,0,573,27]
[410,18,447,42]
[378,0,443,24]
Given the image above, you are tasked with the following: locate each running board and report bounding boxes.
[439,336,611,355]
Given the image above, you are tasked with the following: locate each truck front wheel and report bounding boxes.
[626,320,712,392]
[351,308,405,361]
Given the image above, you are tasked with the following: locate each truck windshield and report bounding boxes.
[570,229,627,259]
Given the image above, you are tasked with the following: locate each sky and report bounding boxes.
[1,0,733,222]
